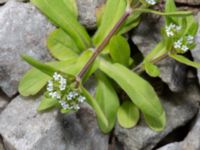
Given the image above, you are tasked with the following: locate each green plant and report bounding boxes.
[19,0,199,133]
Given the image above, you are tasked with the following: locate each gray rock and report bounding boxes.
[0,1,54,97]
[191,12,200,85]
[115,83,200,150]
[0,96,108,150]
[132,14,188,92]
[77,0,105,29]
[158,111,200,150]
[0,91,9,112]
[175,0,200,5]
[0,0,28,4]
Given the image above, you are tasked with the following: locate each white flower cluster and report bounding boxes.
[173,35,194,52]
[145,0,156,5]
[165,23,181,37]
[46,72,86,111]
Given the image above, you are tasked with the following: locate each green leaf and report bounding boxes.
[170,54,200,68]
[117,100,139,128]
[99,60,166,131]
[37,95,58,111]
[165,0,177,24]
[93,0,127,46]
[22,55,58,77]
[184,16,199,36]
[81,87,109,128]
[48,29,79,60]
[144,62,160,77]
[19,57,77,96]
[31,0,91,50]
[63,0,78,17]
[96,72,119,133]
[109,35,130,66]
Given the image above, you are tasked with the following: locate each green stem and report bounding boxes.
[134,8,192,16]
[76,8,132,86]
[133,53,169,74]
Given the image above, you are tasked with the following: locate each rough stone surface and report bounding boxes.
[77,0,105,29]
[175,0,200,5]
[158,111,200,150]
[0,0,28,4]
[0,1,54,97]
[132,14,188,92]
[191,12,200,85]
[115,83,200,150]
[0,91,9,112]
[0,96,108,150]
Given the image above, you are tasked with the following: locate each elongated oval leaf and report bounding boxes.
[99,60,166,131]
[31,0,91,50]
[19,57,77,96]
[144,62,160,77]
[170,54,200,68]
[81,87,109,128]
[48,29,79,60]
[37,95,58,111]
[93,0,127,46]
[117,100,139,128]
[109,35,130,66]
[96,72,119,133]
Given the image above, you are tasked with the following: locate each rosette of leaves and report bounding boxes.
[18,0,198,133]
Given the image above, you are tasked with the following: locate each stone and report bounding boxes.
[115,83,200,150]
[0,91,9,112]
[77,0,105,29]
[132,14,188,92]
[158,111,200,150]
[191,12,200,86]
[0,96,109,150]
[0,0,28,4]
[0,1,54,97]
[175,0,200,5]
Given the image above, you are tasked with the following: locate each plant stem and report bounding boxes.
[133,53,169,74]
[76,8,132,86]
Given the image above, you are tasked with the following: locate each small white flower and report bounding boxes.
[78,96,86,103]
[145,0,156,5]
[174,39,182,49]
[73,105,80,110]
[181,45,189,52]
[176,26,181,31]
[165,23,182,37]
[187,35,194,44]
[59,100,69,109]
[59,77,67,91]
[165,26,174,37]
[47,80,53,91]
[53,72,61,81]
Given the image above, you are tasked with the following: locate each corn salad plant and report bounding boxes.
[19,0,199,133]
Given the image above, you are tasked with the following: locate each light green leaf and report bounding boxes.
[81,87,109,128]
[19,57,77,96]
[117,100,139,128]
[63,0,78,17]
[37,95,58,111]
[22,55,58,77]
[165,0,177,24]
[144,62,160,77]
[99,60,166,131]
[48,29,79,60]
[109,35,130,66]
[93,0,127,46]
[96,72,119,133]
[184,16,199,36]
[31,0,91,50]
[170,54,200,68]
